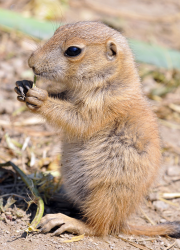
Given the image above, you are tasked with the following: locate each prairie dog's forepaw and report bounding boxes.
[14,80,33,102]
[14,79,48,111]
[39,213,86,236]
[25,87,48,110]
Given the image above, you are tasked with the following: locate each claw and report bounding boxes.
[52,224,68,236]
[17,96,25,102]
[22,80,33,90]
[14,87,22,96]
[15,80,33,96]
[38,213,88,236]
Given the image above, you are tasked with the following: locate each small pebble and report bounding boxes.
[5,212,11,215]
[153,200,169,211]
[176,239,180,248]
[167,166,180,176]
[159,219,166,223]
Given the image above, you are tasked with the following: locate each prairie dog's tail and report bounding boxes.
[123,222,180,238]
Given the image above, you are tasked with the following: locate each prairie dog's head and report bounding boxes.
[28,21,136,90]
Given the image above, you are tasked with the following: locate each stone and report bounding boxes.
[167,166,180,176]
[153,200,169,211]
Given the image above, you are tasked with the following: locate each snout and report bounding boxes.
[28,52,41,75]
[28,52,35,68]
[28,53,36,73]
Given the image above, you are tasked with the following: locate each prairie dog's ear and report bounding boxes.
[106,40,118,60]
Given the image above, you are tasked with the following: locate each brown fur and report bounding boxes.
[15,21,179,237]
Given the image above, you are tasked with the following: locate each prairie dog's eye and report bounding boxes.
[65,46,81,57]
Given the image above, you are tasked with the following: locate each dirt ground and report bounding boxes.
[1,0,180,249]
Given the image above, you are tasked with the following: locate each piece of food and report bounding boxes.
[33,75,37,88]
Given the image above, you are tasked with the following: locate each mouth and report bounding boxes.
[32,66,54,77]
[34,71,56,81]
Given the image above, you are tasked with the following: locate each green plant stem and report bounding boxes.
[0,161,44,232]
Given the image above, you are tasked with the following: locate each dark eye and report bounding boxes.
[65,46,81,57]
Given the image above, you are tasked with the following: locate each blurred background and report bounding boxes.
[1,1,180,249]
[1,0,180,170]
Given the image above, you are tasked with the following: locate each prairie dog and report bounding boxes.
[14,21,180,237]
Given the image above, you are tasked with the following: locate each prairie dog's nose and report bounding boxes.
[28,52,39,75]
[32,66,35,72]
[28,52,35,68]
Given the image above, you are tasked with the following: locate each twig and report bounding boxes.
[164,241,176,250]
[137,238,157,242]
[62,234,84,243]
[0,161,44,233]
[159,197,178,207]
[0,194,27,200]
[119,236,152,250]
[163,193,180,199]
[149,192,180,201]
[0,117,44,127]
[140,208,156,225]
